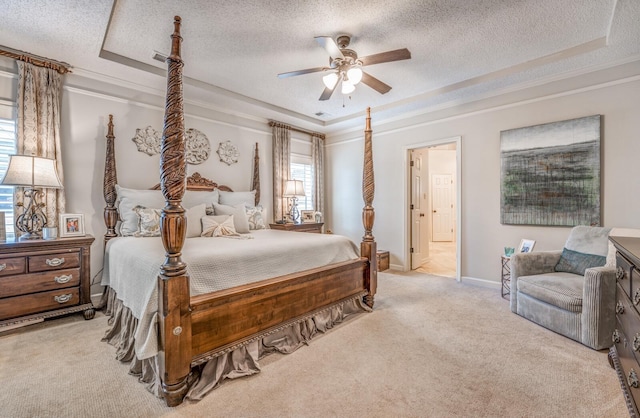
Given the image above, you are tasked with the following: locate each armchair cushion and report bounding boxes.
[517,272,584,313]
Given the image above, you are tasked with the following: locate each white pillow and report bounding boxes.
[184,190,220,214]
[116,186,165,236]
[219,190,256,206]
[201,215,238,237]
[245,205,266,230]
[186,204,207,238]
[213,203,250,233]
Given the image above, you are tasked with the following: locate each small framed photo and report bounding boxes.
[518,239,536,253]
[59,213,85,238]
[301,210,315,223]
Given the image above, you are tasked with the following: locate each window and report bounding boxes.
[290,154,314,211]
[0,117,16,240]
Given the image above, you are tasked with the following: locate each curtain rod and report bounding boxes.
[0,45,72,74]
[269,120,325,140]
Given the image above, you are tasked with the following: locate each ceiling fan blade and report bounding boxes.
[360,48,411,66]
[278,67,328,78]
[361,71,392,94]
[319,73,342,101]
[314,36,345,59]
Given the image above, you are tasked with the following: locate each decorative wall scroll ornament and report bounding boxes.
[185,128,211,165]
[217,140,239,165]
[132,126,161,156]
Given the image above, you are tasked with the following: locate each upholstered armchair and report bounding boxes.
[510,226,616,350]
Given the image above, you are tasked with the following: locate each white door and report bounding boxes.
[411,151,428,269]
[432,174,453,242]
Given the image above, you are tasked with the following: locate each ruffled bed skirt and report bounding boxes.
[101,288,369,402]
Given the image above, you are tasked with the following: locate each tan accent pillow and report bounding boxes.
[201,215,239,237]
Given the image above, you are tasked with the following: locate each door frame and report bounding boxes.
[403,136,462,282]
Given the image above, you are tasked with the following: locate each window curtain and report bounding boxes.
[15,61,66,234]
[272,124,290,222]
[311,134,324,217]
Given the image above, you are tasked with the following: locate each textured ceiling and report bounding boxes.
[1,0,639,132]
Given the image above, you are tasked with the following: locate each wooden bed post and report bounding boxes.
[252,142,260,205]
[361,107,378,308]
[103,114,118,245]
[157,16,192,407]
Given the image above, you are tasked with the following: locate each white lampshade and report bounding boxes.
[341,80,355,94]
[322,72,339,89]
[347,66,363,85]
[0,155,63,189]
[283,179,305,197]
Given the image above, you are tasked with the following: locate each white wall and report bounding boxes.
[326,77,640,282]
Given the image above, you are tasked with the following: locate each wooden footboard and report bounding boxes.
[190,257,368,362]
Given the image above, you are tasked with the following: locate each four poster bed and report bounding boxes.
[101,16,378,407]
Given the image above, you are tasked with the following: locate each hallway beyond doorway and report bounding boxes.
[415,241,456,277]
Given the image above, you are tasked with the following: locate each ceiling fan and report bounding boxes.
[277,35,411,101]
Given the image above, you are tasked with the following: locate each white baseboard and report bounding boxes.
[460,276,501,289]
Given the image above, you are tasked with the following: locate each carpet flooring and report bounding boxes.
[0,271,627,417]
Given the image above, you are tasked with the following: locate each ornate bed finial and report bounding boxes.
[103,114,118,243]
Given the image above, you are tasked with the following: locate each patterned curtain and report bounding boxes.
[272,124,290,222]
[311,134,324,217]
[15,62,66,234]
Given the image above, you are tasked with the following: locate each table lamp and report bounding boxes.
[0,155,63,240]
[283,179,305,224]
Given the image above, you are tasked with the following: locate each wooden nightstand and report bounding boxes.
[0,235,95,329]
[269,222,324,233]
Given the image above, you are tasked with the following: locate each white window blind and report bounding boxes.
[290,154,314,211]
[0,117,16,239]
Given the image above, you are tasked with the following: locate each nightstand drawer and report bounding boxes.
[0,288,80,320]
[28,252,80,272]
[0,257,26,277]
[0,268,80,298]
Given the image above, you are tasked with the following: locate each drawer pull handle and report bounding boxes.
[54,274,72,284]
[54,294,73,304]
[629,369,639,389]
[634,289,640,306]
[634,334,640,352]
[613,329,621,344]
[0,263,5,271]
[616,301,625,315]
[46,257,65,267]
[616,266,625,280]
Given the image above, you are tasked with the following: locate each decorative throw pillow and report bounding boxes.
[184,190,219,216]
[245,205,266,230]
[219,190,256,207]
[132,205,161,237]
[554,225,611,275]
[201,215,238,237]
[116,186,164,236]
[213,203,250,233]
[554,247,606,275]
[186,204,207,238]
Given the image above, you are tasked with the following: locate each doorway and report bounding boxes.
[408,139,460,280]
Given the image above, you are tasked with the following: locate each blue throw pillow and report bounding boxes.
[554,247,606,275]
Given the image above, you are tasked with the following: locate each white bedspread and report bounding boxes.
[101,229,360,359]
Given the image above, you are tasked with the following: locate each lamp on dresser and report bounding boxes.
[283,179,305,224]
[0,154,63,240]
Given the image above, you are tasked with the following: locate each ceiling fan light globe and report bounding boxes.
[347,67,363,85]
[341,80,355,94]
[322,72,339,89]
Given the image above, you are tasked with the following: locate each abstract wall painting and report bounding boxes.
[500,115,601,226]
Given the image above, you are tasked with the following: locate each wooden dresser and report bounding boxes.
[609,236,640,417]
[0,235,95,329]
[269,222,324,233]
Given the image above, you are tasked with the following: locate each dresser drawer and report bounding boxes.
[0,268,80,298]
[28,252,80,272]
[0,288,80,320]
[614,319,640,417]
[618,252,634,299]
[616,285,640,365]
[0,256,26,277]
